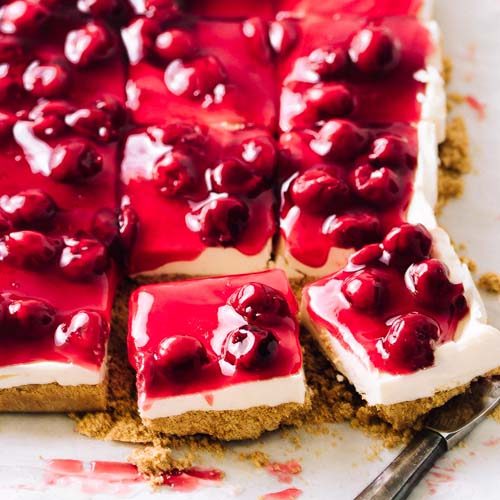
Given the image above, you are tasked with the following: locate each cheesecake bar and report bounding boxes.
[301,224,500,428]
[275,119,439,279]
[120,123,277,277]
[128,269,308,440]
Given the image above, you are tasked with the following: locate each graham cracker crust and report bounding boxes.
[0,380,107,412]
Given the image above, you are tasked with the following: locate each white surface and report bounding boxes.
[1,1,500,499]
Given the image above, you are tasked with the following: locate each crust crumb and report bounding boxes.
[460,256,477,273]
[442,56,453,85]
[478,273,500,294]
[238,451,271,468]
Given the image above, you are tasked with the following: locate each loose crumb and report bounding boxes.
[478,273,500,294]
[460,256,477,273]
[238,451,271,468]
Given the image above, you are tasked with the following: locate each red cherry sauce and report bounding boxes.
[279,122,418,269]
[128,269,302,405]
[278,0,425,18]
[122,17,278,129]
[278,15,434,132]
[182,0,278,19]
[303,251,468,375]
[121,124,276,274]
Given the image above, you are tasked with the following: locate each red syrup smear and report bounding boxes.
[465,95,486,120]
[44,459,223,494]
[266,460,302,484]
[261,487,303,500]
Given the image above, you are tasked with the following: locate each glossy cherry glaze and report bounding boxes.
[128,270,302,402]
[303,224,469,375]
[278,15,434,132]
[121,123,276,274]
[279,121,418,268]
[121,16,278,129]
[180,0,278,20]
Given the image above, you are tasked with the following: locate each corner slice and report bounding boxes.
[301,224,500,428]
[128,269,308,440]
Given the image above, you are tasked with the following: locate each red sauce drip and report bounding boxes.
[465,95,486,120]
[261,487,303,500]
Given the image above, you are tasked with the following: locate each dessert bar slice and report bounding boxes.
[128,269,308,439]
[275,119,438,279]
[120,123,277,277]
[277,15,445,141]
[301,224,500,428]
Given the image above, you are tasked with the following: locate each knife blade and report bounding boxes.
[355,377,500,500]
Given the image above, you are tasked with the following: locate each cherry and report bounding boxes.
[65,107,117,142]
[118,202,138,251]
[22,60,70,98]
[238,135,277,181]
[147,122,206,148]
[308,46,348,79]
[54,310,106,362]
[314,120,366,161]
[382,223,432,269]
[29,99,75,120]
[132,0,179,21]
[0,111,15,138]
[7,297,56,338]
[349,27,400,75]
[378,312,439,372]
[0,214,11,235]
[0,1,48,35]
[154,28,195,62]
[121,17,160,64]
[211,159,264,196]
[405,259,465,310]
[197,196,249,247]
[59,237,109,280]
[0,188,57,229]
[92,208,118,247]
[269,19,297,56]
[77,0,120,16]
[341,268,388,312]
[228,282,291,325]
[222,325,279,370]
[0,34,24,62]
[369,134,412,169]
[95,94,127,128]
[164,55,226,98]
[305,83,354,119]
[32,114,67,139]
[242,17,272,61]
[64,21,115,67]
[0,230,60,269]
[153,335,209,380]
[326,212,381,249]
[349,243,383,267]
[152,150,195,198]
[0,66,20,103]
[290,168,350,215]
[49,140,103,182]
[350,164,401,206]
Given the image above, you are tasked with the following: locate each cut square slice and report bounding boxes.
[0,257,117,412]
[277,15,445,140]
[276,119,439,280]
[301,224,500,429]
[128,269,308,440]
[122,16,278,129]
[120,123,277,277]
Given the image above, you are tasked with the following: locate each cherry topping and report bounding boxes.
[152,150,195,198]
[197,196,249,247]
[242,17,272,61]
[0,111,15,138]
[91,208,118,247]
[378,312,439,372]
[0,214,11,235]
[64,21,115,67]
[0,66,20,103]
[290,168,350,215]
[0,188,57,229]
[0,1,48,35]
[49,140,103,182]
[405,259,465,310]
[349,27,400,75]
[228,282,291,325]
[269,19,297,56]
[32,114,67,139]
[350,164,401,206]
[77,0,120,16]
[326,212,381,249]
[6,297,56,338]
[22,60,70,98]
[153,335,209,380]
[59,237,109,280]
[369,134,411,168]
[0,34,24,61]
[154,28,195,62]
[0,230,60,269]
[164,55,226,99]
[239,135,276,179]
[54,310,106,362]
[308,47,348,79]
[121,17,160,64]
[341,268,388,312]
[305,83,354,119]
[314,120,366,161]
[222,325,279,370]
[349,243,383,266]
[382,223,432,269]
[118,202,138,251]
[211,159,264,196]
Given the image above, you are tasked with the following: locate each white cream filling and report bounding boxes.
[0,360,106,390]
[303,227,500,406]
[140,369,307,420]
